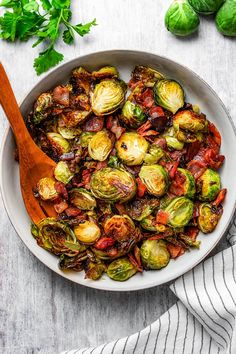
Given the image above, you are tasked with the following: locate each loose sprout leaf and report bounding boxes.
[73,19,97,37]
[63,28,74,44]
[34,47,64,75]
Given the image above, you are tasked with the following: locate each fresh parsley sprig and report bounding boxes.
[0,0,97,75]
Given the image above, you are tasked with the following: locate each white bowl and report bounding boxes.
[1,50,236,291]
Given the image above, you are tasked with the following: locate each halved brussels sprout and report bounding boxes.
[165,0,200,36]
[215,0,236,37]
[139,165,169,197]
[79,132,95,147]
[69,188,97,210]
[116,132,149,166]
[140,215,168,232]
[163,197,194,228]
[126,198,160,221]
[57,126,82,139]
[162,127,184,150]
[144,145,165,165]
[54,161,74,184]
[91,79,126,116]
[197,169,221,201]
[131,66,165,87]
[34,218,84,255]
[92,66,119,79]
[104,215,135,242]
[74,221,101,244]
[33,93,53,124]
[88,130,113,161]
[90,167,137,203]
[37,177,58,201]
[153,79,185,114]
[189,0,224,15]
[85,260,106,280]
[198,203,223,233]
[120,101,147,128]
[140,239,170,270]
[47,132,71,154]
[170,168,196,199]
[107,257,137,281]
[60,110,91,127]
[175,130,203,143]
[173,110,207,132]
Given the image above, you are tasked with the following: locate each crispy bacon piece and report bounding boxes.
[95,237,116,250]
[128,252,143,272]
[169,169,186,196]
[65,207,82,217]
[136,177,147,197]
[167,244,184,259]
[137,120,152,135]
[55,181,68,200]
[153,137,167,149]
[213,188,227,207]
[208,121,221,147]
[96,161,108,170]
[53,86,70,106]
[54,200,68,214]
[114,203,127,215]
[106,116,125,139]
[156,210,169,225]
[82,169,92,190]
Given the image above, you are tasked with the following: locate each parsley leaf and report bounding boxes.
[34,46,63,75]
[63,27,73,44]
[73,19,97,37]
[0,11,18,41]
[39,0,52,10]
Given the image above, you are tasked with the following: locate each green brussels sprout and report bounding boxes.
[57,126,82,139]
[34,218,84,256]
[198,203,223,233]
[153,79,185,114]
[189,0,224,14]
[197,169,221,201]
[144,145,165,165]
[37,177,58,201]
[107,257,137,281]
[90,167,137,203]
[74,220,101,244]
[162,127,184,150]
[79,132,95,147]
[47,132,71,154]
[175,129,203,143]
[104,215,135,242]
[88,130,113,161]
[140,239,170,270]
[163,197,194,228]
[165,0,200,36]
[131,65,165,87]
[139,165,169,197]
[120,101,147,128]
[127,198,160,221]
[33,93,53,124]
[92,66,119,79]
[116,132,149,166]
[91,79,126,116]
[173,110,207,132]
[170,168,196,198]
[216,0,236,37]
[69,188,97,210]
[54,161,74,184]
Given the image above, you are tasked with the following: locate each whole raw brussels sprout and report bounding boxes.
[91,79,126,116]
[88,130,113,161]
[120,101,147,128]
[131,65,165,87]
[153,79,185,114]
[165,0,200,36]
[139,164,169,197]
[69,188,97,210]
[144,145,165,165]
[197,169,221,201]
[74,220,101,244]
[198,203,223,233]
[37,177,58,201]
[140,239,170,270]
[107,257,137,281]
[163,196,194,228]
[104,215,135,242]
[79,132,95,148]
[90,167,137,203]
[126,198,160,221]
[170,168,196,198]
[33,93,53,124]
[173,110,207,132]
[54,161,74,184]
[216,0,236,37]
[189,0,224,14]
[47,132,71,154]
[116,132,149,166]
[92,66,119,79]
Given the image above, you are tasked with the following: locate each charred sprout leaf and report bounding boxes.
[85,260,106,280]
[47,132,71,154]
[104,215,135,242]
[189,0,224,15]
[144,145,165,165]
[54,161,74,184]
[116,132,149,166]
[163,197,194,228]
[33,93,53,124]
[69,188,97,210]
[198,203,223,233]
[197,169,221,202]
[179,234,201,248]
[74,220,101,244]
[173,110,207,132]
[88,130,113,161]
[107,257,137,281]
[139,165,169,197]
[92,66,119,79]
[79,132,95,148]
[140,239,170,270]
[37,177,58,200]
[131,66,165,87]
[120,101,147,128]
[127,198,160,221]
[57,126,82,139]
[59,252,88,271]
[153,79,185,114]
[176,129,203,143]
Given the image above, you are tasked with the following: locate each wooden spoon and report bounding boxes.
[0,63,57,224]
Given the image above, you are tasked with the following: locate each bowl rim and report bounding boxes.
[1,49,236,291]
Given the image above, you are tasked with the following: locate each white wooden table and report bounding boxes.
[0,1,235,353]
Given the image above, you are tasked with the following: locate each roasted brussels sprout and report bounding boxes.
[69,188,97,210]
[104,215,135,242]
[79,132,95,148]
[140,239,170,270]
[47,132,71,154]
[144,145,165,165]
[120,101,147,128]
[57,126,82,139]
[163,197,194,228]
[170,168,196,199]
[85,260,106,280]
[116,132,149,166]
[71,66,91,94]
[54,161,74,184]
[91,79,126,116]
[162,127,184,150]
[216,0,236,37]
[175,129,203,143]
[173,110,207,132]
[131,66,165,87]
[140,215,169,232]
[59,252,87,272]
[165,0,200,36]
[127,198,160,221]
[34,218,84,255]
[189,0,224,14]
[153,79,185,114]
[139,165,169,197]
[197,169,221,201]
[90,167,137,203]
[92,66,119,79]
[37,177,58,201]
[198,203,223,233]
[33,93,53,124]
[59,110,91,128]
[107,257,137,281]
[74,220,101,244]
[88,130,113,161]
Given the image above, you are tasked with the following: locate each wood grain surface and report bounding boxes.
[0,1,235,353]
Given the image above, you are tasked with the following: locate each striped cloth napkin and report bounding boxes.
[60,218,236,354]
